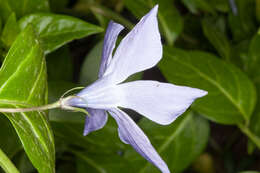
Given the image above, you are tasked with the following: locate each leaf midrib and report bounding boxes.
[164,51,248,121]
[139,114,191,173]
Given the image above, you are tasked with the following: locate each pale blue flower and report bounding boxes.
[67,5,207,173]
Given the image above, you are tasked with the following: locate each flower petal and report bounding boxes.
[83,108,108,136]
[69,75,120,109]
[104,5,162,84]
[117,80,207,125]
[108,108,170,173]
[99,21,124,77]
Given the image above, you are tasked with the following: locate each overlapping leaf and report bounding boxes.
[19,13,103,53]
[0,0,49,21]
[123,113,209,173]
[159,47,256,124]
[0,26,55,173]
[124,0,183,45]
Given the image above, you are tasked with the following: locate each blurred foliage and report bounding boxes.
[0,0,259,173]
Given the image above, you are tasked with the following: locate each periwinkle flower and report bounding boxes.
[67,5,207,173]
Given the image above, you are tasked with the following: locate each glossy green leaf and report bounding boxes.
[0,148,19,173]
[159,47,256,124]
[1,13,19,47]
[124,112,209,173]
[0,26,55,173]
[124,0,183,45]
[19,13,103,54]
[0,0,49,21]
[202,17,231,61]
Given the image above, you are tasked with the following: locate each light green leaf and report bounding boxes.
[124,0,183,45]
[0,26,55,173]
[0,148,19,173]
[159,47,256,124]
[19,13,103,54]
[0,0,49,21]
[124,112,209,173]
[1,13,19,47]
[202,17,231,61]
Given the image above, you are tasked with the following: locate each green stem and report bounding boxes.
[0,101,60,113]
[0,148,19,173]
[238,123,260,149]
[89,4,134,29]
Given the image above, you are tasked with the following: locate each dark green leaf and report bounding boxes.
[0,116,21,158]
[0,0,49,21]
[246,34,260,82]
[0,26,55,173]
[46,46,73,81]
[228,0,256,41]
[19,13,103,54]
[48,81,84,123]
[80,40,142,85]
[202,17,231,61]
[76,151,132,173]
[181,0,215,14]
[124,0,183,45]
[1,13,19,47]
[159,47,256,124]
[124,112,209,173]
[52,116,124,152]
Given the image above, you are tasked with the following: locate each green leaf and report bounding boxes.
[246,34,260,82]
[0,116,21,158]
[1,13,19,47]
[239,171,260,173]
[0,26,55,173]
[228,0,256,41]
[76,151,132,173]
[159,47,256,124]
[80,40,142,85]
[52,116,124,152]
[48,81,84,123]
[124,112,209,173]
[202,17,231,61]
[181,0,216,14]
[124,0,183,45]
[0,148,19,173]
[0,0,49,21]
[19,13,104,54]
[46,46,73,81]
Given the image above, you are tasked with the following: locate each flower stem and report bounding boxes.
[0,148,20,173]
[0,101,60,113]
[238,123,260,149]
[89,4,134,29]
